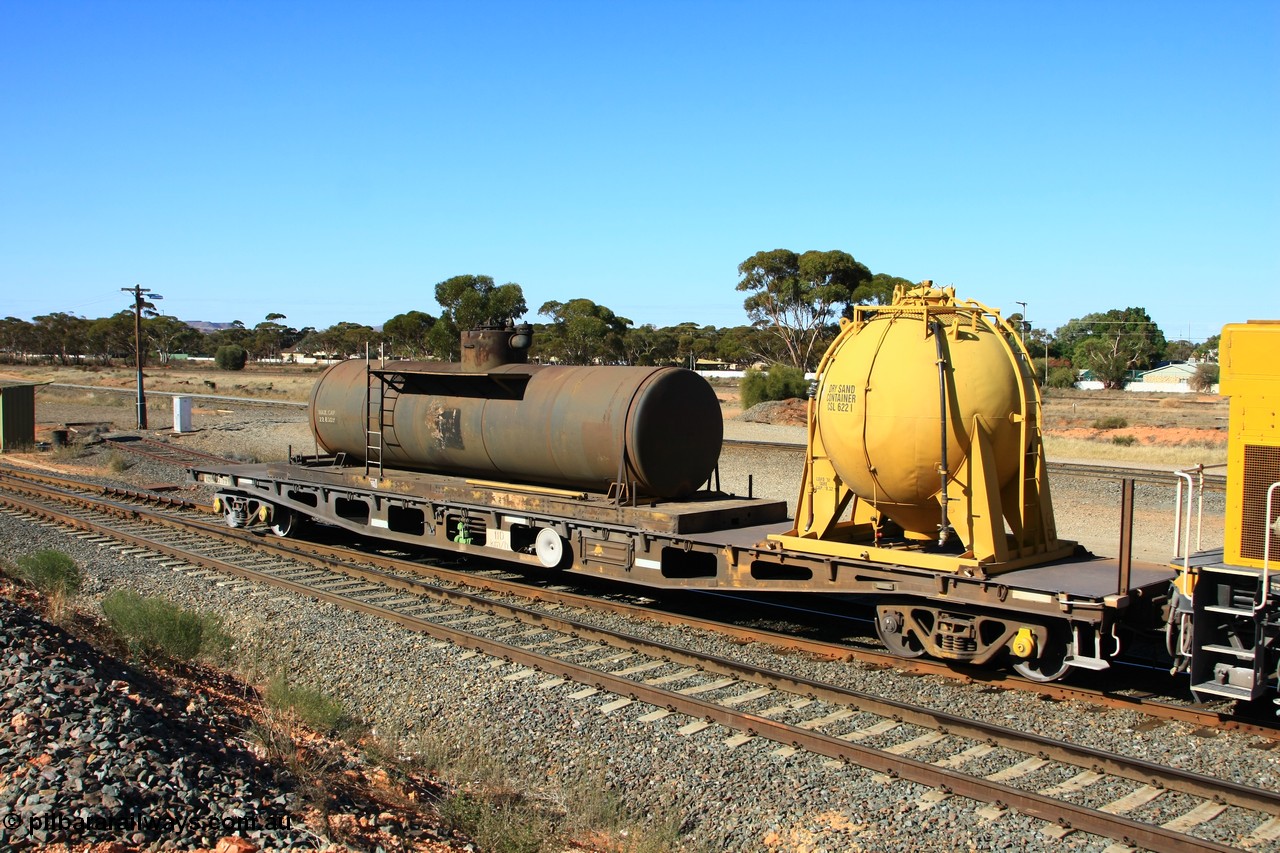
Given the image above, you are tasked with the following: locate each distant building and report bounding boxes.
[1074,361,1216,393]
[1140,362,1198,384]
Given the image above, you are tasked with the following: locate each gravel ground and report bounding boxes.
[0,597,300,850]
[2,391,1263,852]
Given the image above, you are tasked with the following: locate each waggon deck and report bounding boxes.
[210,458,789,535]
[695,520,1176,602]
[193,458,1173,618]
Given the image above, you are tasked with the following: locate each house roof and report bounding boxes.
[1141,362,1198,379]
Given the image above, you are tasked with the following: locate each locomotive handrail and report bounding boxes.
[1173,462,1227,569]
[1173,467,1197,570]
[1262,481,1280,612]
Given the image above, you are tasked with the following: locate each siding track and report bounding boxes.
[1,467,1276,852]
[723,439,1227,489]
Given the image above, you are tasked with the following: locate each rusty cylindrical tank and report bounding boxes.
[813,285,1030,538]
[309,328,722,498]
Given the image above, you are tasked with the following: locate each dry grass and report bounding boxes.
[48,443,88,463]
[397,725,688,852]
[1043,435,1226,467]
[0,362,319,403]
[246,705,348,818]
[104,451,134,473]
[1040,388,1228,466]
[1043,389,1227,430]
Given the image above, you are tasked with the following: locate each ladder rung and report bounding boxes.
[1200,643,1256,660]
[1205,605,1256,616]
[1191,681,1257,700]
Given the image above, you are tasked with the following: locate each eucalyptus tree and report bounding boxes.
[383,310,438,359]
[145,315,201,364]
[1055,308,1167,390]
[429,274,528,361]
[0,317,35,363]
[537,298,631,365]
[206,321,250,351]
[85,312,136,364]
[622,324,679,366]
[247,313,295,361]
[672,322,718,368]
[434,275,527,329]
[736,249,872,371]
[32,312,89,364]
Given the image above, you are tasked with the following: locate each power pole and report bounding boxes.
[121,284,162,429]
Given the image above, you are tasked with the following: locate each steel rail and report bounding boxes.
[722,439,1227,489]
[103,435,231,467]
[0,463,1262,738]
[0,484,1254,853]
[1046,461,1227,490]
[18,473,1261,810]
[0,465,210,512]
[3,479,1278,815]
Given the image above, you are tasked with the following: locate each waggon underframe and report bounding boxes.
[192,458,1174,661]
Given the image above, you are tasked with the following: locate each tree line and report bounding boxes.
[0,251,1218,390]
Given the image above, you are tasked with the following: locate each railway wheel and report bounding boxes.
[874,606,925,659]
[534,528,569,569]
[1011,624,1072,682]
[269,508,302,538]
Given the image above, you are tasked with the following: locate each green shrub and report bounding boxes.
[13,550,82,595]
[1092,416,1129,430]
[101,589,231,663]
[264,675,349,733]
[1112,434,1138,446]
[215,345,248,371]
[1046,366,1079,389]
[740,363,808,410]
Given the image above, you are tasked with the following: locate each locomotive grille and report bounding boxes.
[1240,443,1280,562]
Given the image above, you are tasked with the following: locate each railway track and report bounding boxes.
[1,469,1276,851]
[0,463,1258,733]
[723,439,1228,489]
[102,434,232,468]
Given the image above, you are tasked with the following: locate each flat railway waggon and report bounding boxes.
[191,285,1280,701]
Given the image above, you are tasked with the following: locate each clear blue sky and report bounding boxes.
[2,1,1276,343]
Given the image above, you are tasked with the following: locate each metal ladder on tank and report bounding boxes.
[1011,335,1048,555]
[364,343,386,477]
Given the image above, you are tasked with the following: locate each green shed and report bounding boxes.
[0,381,39,451]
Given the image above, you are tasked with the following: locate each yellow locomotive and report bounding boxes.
[1168,320,1280,701]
